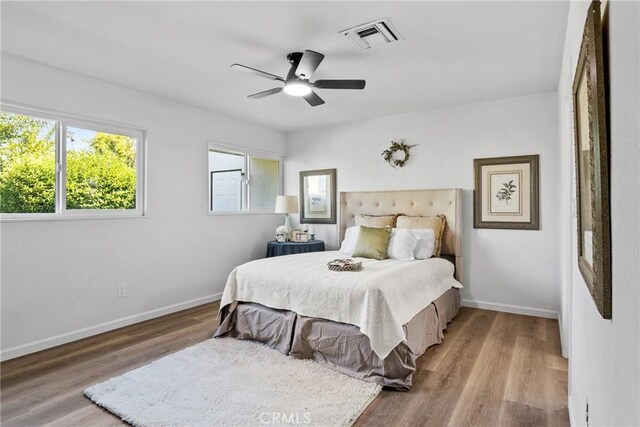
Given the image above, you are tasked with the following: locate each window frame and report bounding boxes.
[208,142,283,215]
[0,103,147,221]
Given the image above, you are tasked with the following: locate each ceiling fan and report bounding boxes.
[231,50,366,107]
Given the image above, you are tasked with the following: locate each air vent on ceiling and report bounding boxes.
[340,18,402,50]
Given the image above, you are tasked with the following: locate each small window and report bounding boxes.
[0,107,145,219]
[0,112,57,214]
[208,144,282,213]
[209,149,245,212]
[249,156,280,209]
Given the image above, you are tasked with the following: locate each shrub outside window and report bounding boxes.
[0,106,146,219]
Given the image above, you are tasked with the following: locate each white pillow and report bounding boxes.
[339,226,360,256]
[408,229,436,259]
[387,229,418,260]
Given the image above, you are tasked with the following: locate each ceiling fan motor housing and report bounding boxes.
[286,52,304,65]
[232,49,365,107]
[286,52,305,82]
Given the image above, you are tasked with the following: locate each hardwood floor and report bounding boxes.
[1,303,568,427]
[355,308,569,427]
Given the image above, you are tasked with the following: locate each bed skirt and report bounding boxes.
[214,287,460,390]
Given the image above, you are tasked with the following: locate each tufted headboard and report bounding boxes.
[339,189,463,281]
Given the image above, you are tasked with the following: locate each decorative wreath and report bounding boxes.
[381,140,416,168]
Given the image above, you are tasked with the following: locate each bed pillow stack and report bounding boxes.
[339,226,361,255]
[339,226,436,260]
[387,229,418,260]
[352,226,392,260]
[408,229,436,259]
[396,214,447,256]
[353,214,396,227]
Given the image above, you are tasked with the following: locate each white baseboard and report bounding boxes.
[3,295,557,361]
[568,393,575,427]
[558,316,570,358]
[462,298,559,319]
[0,293,222,362]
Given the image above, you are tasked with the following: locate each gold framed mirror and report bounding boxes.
[572,0,611,319]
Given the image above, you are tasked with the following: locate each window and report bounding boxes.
[0,106,145,219]
[0,112,56,213]
[208,144,282,213]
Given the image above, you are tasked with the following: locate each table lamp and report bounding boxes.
[275,195,299,240]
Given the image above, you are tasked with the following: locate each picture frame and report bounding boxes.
[473,155,539,230]
[290,230,309,243]
[299,169,337,224]
[572,0,611,319]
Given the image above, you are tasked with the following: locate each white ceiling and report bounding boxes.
[1,1,569,132]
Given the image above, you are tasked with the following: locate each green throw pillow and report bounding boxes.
[352,226,392,260]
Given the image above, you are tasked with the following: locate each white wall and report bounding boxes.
[558,1,640,426]
[0,54,286,360]
[285,92,560,317]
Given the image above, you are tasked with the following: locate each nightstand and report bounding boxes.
[266,240,325,258]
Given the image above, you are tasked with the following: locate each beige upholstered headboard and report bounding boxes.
[340,189,463,281]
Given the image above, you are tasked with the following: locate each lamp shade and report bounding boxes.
[275,195,299,214]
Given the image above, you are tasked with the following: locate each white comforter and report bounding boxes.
[220,251,462,359]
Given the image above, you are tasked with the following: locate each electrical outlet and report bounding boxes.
[585,400,589,426]
[116,283,127,298]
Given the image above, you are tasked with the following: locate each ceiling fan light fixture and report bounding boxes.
[283,81,311,97]
[232,49,365,107]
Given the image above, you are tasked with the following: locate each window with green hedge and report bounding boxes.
[0,107,145,219]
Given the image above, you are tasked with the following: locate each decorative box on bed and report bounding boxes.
[215,188,463,390]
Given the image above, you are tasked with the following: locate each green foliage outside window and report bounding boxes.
[0,112,137,213]
[66,150,136,210]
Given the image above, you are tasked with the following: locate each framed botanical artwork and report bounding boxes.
[572,0,611,319]
[299,168,337,224]
[474,155,539,230]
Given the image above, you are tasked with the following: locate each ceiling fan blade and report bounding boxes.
[303,91,325,107]
[247,87,283,99]
[295,50,325,79]
[313,80,366,90]
[231,64,284,81]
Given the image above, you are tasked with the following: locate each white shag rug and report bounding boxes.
[85,338,381,427]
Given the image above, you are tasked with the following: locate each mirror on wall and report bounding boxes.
[299,169,336,224]
[571,0,611,319]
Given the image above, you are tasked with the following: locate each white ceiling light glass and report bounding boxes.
[283,81,312,97]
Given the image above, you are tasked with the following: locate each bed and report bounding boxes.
[215,189,463,390]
